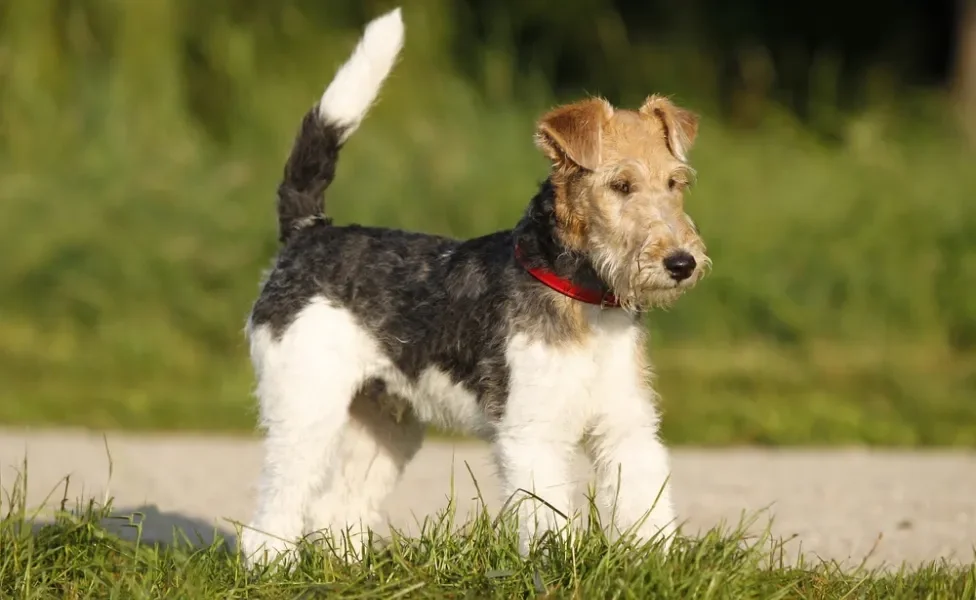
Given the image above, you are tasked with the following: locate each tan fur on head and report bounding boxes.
[639,95,699,162]
[534,95,710,312]
[534,97,614,171]
[533,98,615,249]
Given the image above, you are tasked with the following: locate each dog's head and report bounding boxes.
[534,95,709,311]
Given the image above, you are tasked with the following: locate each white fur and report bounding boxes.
[304,386,424,556]
[318,7,404,143]
[240,299,675,565]
[402,367,493,437]
[497,307,675,554]
[241,301,380,563]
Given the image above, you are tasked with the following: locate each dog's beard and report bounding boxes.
[591,238,701,313]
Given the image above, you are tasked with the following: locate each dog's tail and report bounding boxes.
[276,7,404,244]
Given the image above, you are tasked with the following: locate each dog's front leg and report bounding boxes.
[586,390,676,550]
[492,431,577,556]
[496,338,596,554]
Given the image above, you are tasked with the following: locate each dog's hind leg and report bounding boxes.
[240,300,377,568]
[305,384,424,558]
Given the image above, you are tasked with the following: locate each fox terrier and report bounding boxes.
[240,7,709,565]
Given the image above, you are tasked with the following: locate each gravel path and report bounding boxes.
[2,427,974,569]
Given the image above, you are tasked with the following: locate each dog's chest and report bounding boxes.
[499,309,647,430]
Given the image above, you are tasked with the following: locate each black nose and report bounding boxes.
[663,251,697,282]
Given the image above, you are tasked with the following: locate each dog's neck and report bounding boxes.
[513,179,616,303]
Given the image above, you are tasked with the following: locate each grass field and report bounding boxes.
[1,2,975,445]
[2,474,973,599]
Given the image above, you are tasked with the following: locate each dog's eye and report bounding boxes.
[610,179,632,195]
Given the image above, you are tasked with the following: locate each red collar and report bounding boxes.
[514,243,621,308]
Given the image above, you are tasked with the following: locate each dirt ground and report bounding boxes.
[2,427,974,569]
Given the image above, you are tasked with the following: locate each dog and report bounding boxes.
[239,7,709,566]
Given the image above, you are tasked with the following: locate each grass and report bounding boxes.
[1,2,975,444]
[2,472,974,599]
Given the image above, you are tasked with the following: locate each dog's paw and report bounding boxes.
[239,527,299,571]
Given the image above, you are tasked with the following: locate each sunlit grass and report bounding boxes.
[2,469,973,599]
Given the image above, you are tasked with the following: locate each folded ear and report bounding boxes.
[639,95,699,162]
[534,98,613,171]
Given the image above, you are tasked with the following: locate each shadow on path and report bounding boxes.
[30,504,239,551]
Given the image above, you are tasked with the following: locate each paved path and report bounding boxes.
[1,428,974,569]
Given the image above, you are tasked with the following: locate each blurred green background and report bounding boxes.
[1,0,974,445]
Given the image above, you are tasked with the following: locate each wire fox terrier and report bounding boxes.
[240,7,709,566]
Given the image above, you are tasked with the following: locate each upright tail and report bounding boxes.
[276,7,404,243]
